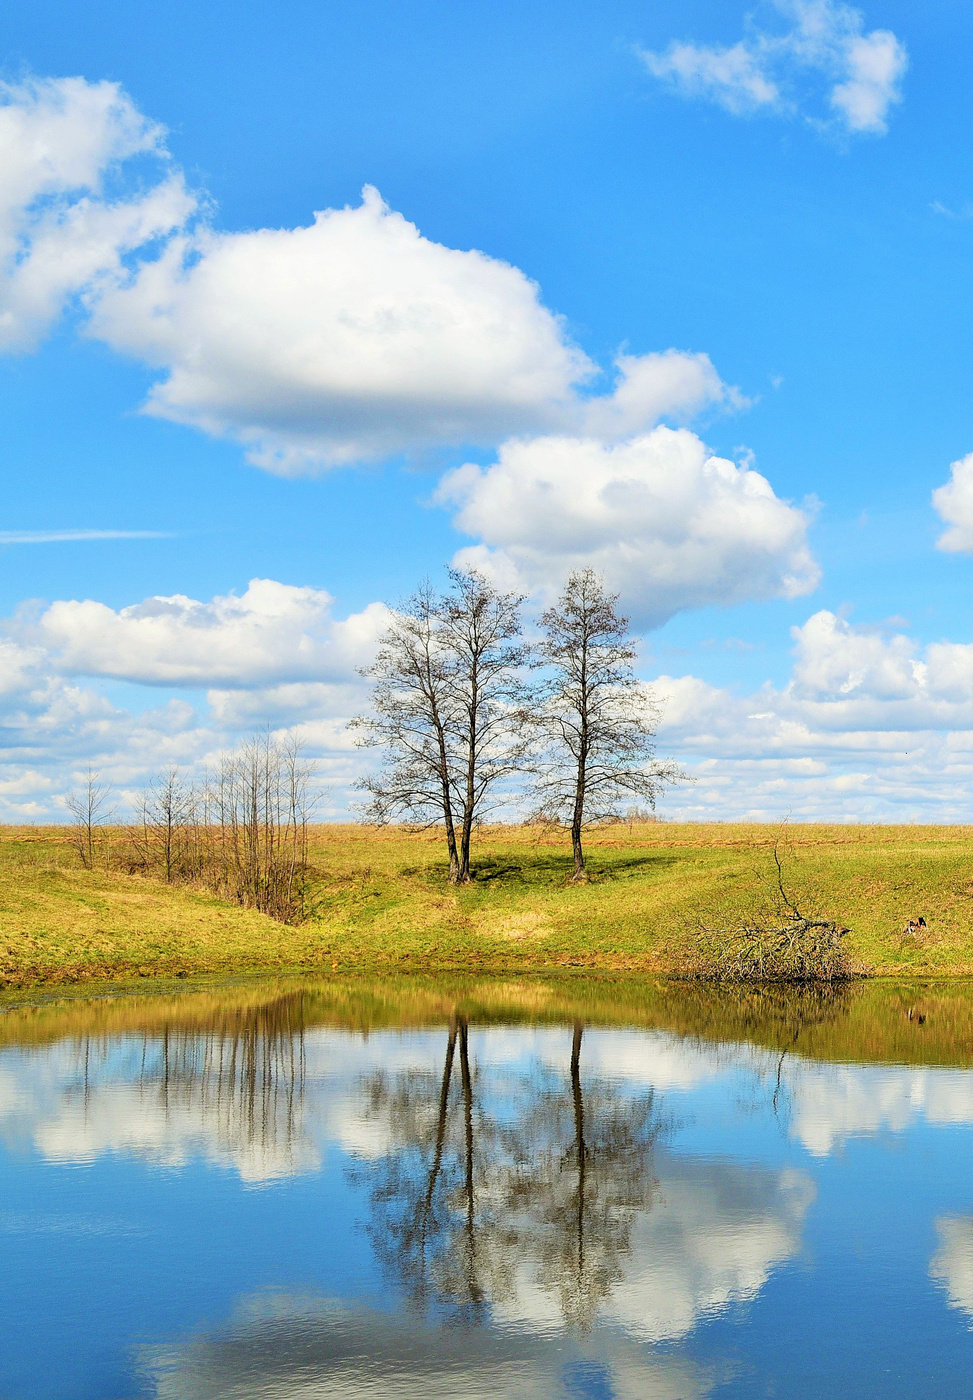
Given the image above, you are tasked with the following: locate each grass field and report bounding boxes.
[1,821,973,989]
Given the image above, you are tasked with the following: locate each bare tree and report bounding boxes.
[352,569,531,883]
[350,582,462,879]
[533,570,682,880]
[135,766,195,883]
[65,768,114,870]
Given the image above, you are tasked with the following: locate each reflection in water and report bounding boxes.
[352,1019,815,1348]
[139,994,308,1165]
[354,1019,663,1329]
[1,994,315,1180]
[140,1292,718,1400]
[4,978,973,1398]
[931,1218,973,1323]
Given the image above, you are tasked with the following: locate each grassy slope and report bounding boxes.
[1,821,972,987]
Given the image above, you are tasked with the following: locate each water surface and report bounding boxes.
[2,975,973,1398]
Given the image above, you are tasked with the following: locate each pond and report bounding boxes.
[2,975,973,1398]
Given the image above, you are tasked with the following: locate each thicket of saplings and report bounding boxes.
[65,567,851,978]
[68,734,314,924]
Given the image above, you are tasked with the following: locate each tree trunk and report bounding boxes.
[443,793,460,883]
[457,752,475,884]
[570,639,589,882]
[458,822,472,883]
[570,745,587,881]
[457,638,479,884]
[430,691,460,883]
[570,802,585,880]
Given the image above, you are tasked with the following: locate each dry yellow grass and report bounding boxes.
[0,820,971,989]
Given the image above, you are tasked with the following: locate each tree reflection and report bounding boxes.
[354,1018,662,1330]
[64,992,310,1174]
[139,994,308,1153]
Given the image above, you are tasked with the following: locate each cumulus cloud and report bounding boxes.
[89,186,598,472]
[90,199,741,472]
[0,635,215,820]
[439,426,818,626]
[640,0,907,136]
[932,452,973,553]
[0,579,391,819]
[0,76,193,350]
[32,578,388,687]
[580,351,743,441]
[0,78,756,476]
[654,609,973,820]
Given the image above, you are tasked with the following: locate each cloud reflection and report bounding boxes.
[931,1217,973,1323]
[139,1293,719,1400]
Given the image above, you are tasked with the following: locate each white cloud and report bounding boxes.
[640,0,907,136]
[0,529,170,545]
[90,197,741,473]
[654,609,973,820]
[641,40,782,116]
[0,645,215,819]
[829,28,907,132]
[0,76,193,350]
[89,186,599,473]
[580,350,742,442]
[439,425,818,626]
[933,452,973,553]
[0,580,391,819]
[32,578,388,687]
[0,79,757,476]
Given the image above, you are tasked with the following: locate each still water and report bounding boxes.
[3,975,973,1398]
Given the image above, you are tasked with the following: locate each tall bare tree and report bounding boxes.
[65,767,114,870]
[534,569,682,880]
[352,569,530,883]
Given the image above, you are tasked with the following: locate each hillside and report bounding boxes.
[0,822,971,989]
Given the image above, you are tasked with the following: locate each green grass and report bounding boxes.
[1,821,972,988]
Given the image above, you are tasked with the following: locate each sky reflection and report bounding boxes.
[2,980,973,1397]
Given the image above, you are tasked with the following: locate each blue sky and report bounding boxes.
[2,0,973,820]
